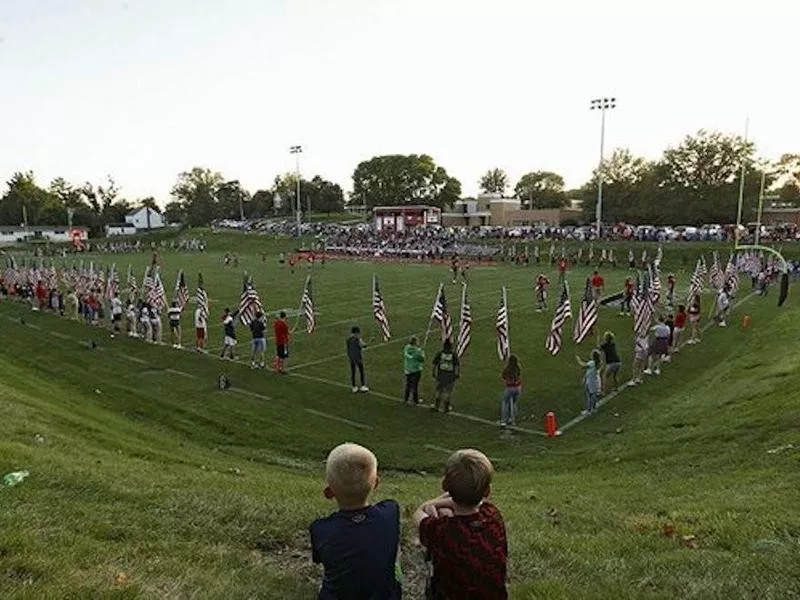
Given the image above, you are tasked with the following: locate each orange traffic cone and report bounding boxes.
[545,411,558,438]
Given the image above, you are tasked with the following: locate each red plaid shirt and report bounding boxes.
[419,502,508,599]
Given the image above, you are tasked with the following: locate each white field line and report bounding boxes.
[558,292,756,433]
[120,354,148,365]
[288,370,545,436]
[165,368,197,379]
[304,408,373,431]
[424,444,453,454]
[229,387,273,401]
[51,331,72,341]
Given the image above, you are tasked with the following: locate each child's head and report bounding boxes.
[603,331,615,343]
[279,311,286,319]
[678,304,686,313]
[324,443,378,508]
[591,348,602,363]
[351,326,361,336]
[442,449,494,508]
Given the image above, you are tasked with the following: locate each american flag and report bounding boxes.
[641,248,648,265]
[238,274,263,326]
[372,275,391,341]
[126,264,138,302]
[709,252,723,290]
[456,284,472,359]
[724,255,740,296]
[649,263,661,305]
[45,265,58,290]
[301,276,316,334]
[689,258,705,300]
[545,282,572,355]
[573,277,598,344]
[105,264,119,299]
[93,263,105,295]
[496,286,510,361]
[174,270,190,310]
[431,283,453,343]
[633,274,655,338]
[588,244,594,263]
[150,268,168,310]
[196,273,209,321]
[655,245,663,267]
[142,265,155,302]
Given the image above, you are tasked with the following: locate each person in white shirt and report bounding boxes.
[194,306,207,353]
[126,302,138,337]
[149,306,162,344]
[167,301,183,348]
[716,289,730,327]
[140,302,153,341]
[110,294,123,333]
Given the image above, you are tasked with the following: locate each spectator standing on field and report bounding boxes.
[168,301,182,348]
[221,308,237,360]
[576,349,602,414]
[500,355,522,427]
[600,331,622,392]
[273,311,291,373]
[590,270,605,300]
[194,303,207,352]
[687,295,702,344]
[431,339,459,413]
[250,311,267,369]
[346,326,369,392]
[403,336,425,405]
[673,304,687,351]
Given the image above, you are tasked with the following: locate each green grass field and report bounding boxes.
[1,234,799,599]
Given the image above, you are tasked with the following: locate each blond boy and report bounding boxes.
[414,449,508,599]
[310,443,401,600]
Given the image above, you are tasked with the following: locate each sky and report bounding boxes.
[0,0,798,205]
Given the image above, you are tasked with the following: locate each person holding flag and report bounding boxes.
[534,274,550,312]
[431,339,459,413]
[620,276,635,316]
[249,311,267,369]
[195,273,210,353]
[168,301,183,348]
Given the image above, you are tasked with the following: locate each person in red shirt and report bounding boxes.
[590,271,605,300]
[414,449,508,599]
[273,311,290,373]
[557,257,568,283]
[672,304,688,352]
[620,277,635,316]
[35,281,48,311]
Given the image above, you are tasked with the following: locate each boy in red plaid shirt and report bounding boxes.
[414,449,507,599]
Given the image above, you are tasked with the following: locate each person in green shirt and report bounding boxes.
[403,336,425,405]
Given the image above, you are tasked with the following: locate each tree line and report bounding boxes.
[2,129,798,233]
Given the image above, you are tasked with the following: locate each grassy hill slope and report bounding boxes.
[1,268,799,598]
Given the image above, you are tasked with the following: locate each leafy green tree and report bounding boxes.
[247,190,274,218]
[579,149,655,223]
[306,176,345,214]
[0,172,53,226]
[171,167,224,226]
[351,154,461,209]
[164,201,187,224]
[479,168,508,195]
[217,180,250,220]
[514,171,567,208]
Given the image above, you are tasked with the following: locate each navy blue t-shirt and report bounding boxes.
[310,499,402,600]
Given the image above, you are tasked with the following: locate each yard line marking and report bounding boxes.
[51,331,72,340]
[559,292,757,433]
[165,368,197,379]
[229,387,273,401]
[304,408,373,430]
[119,354,148,365]
[424,444,453,454]
[289,371,545,436]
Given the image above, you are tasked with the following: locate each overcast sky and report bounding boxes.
[0,0,797,204]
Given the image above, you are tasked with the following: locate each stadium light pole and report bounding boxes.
[290,145,302,236]
[590,97,616,239]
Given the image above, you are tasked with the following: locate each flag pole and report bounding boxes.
[291,274,311,333]
[458,281,467,363]
[422,282,443,347]
[503,285,510,357]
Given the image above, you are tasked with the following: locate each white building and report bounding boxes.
[0,226,88,245]
[125,207,164,230]
[106,223,138,237]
